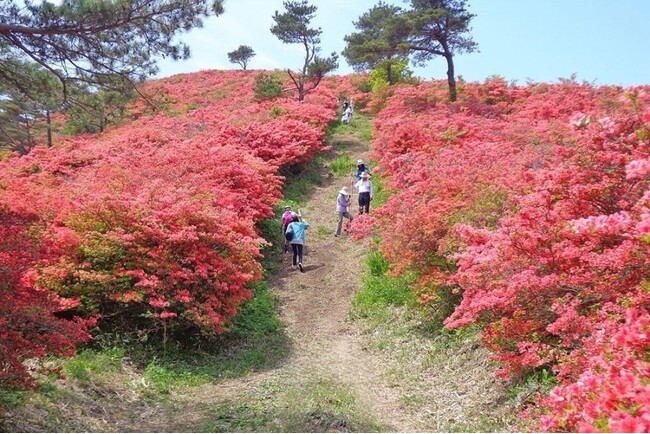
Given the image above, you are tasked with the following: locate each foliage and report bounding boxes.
[342,2,410,85]
[227,45,256,70]
[270,0,338,101]
[61,85,135,135]
[254,71,286,101]
[369,59,413,92]
[402,0,478,101]
[0,69,337,398]
[0,208,92,414]
[363,77,650,428]
[0,0,224,101]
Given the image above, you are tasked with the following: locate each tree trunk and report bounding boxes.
[445,52,456,102]
[298,81,305,101]
[46,109,52,147]
[386,62,394,85]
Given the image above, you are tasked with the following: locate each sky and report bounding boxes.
[155,0,650,87]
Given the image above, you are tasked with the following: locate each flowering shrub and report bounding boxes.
[0,70,336,393]
[365,77,650,428]
[0,207,92,408]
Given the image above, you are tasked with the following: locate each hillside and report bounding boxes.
[1,71,649,432]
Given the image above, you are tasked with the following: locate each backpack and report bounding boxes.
[285,225,294,241]
[282,211,294,226]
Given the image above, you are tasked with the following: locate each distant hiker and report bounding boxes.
[335,186,353,237]
[281,205,296,254]
[342,99,349,112]
[354,171,374,215]
[286,214,309,272]
[354,159,370,181]
[341,105,353,124]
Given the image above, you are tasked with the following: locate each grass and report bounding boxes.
[348,247,518,432]
[2,279,289,431]
[198,377,386,433]
[330,112,373,142]
[350,249,417,326]
[64,347,125,384]
[329,153,355,177]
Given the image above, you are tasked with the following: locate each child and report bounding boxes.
[281,205,295,253]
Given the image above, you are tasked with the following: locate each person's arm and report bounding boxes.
[354,180,361,189]
[370,181,374,199]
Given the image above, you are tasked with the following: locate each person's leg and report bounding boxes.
[358,193,369,215]
[336,212,344,236]
[291,243,298,268]
[297,244,304,272]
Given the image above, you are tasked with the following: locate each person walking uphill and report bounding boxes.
[354,159,370,181]
[354,171,374,215]
[286,214,309,272]
[335,187,353,237]
[281,205,296,254]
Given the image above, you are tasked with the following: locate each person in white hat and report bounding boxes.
[354,159,370,181]
[354,171,374,215]
[335,186,353,237]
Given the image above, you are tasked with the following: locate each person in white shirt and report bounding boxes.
[353,171,373,215]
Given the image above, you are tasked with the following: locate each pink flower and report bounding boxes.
[626,158,650,180]
[159,311,177,320]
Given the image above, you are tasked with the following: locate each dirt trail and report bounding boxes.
[171,130,422,431]
[268,134,420,431]
[156,124,515,433]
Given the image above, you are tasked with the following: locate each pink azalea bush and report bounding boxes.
[0,70,337,398]
[363,77,650,429]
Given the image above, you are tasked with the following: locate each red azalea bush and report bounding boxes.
[0,209,92,392]
[0,70,337,394]
[364,77,650,429]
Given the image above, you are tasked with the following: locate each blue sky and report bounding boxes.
[156,0,650,87]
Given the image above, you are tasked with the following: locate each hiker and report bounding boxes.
[286,214,309,272]
[354,159,370,181]
[341,104,353,124]
[354,171,373,215]
[335,186,353,237]
[342,99,349,112]
[281,205,296,254]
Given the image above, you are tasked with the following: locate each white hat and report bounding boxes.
[357,159,364,165]
[339,187,350,195]
[284,205,292,210]
[361,171,371,178]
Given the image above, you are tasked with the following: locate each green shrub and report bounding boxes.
[254,72,284,101]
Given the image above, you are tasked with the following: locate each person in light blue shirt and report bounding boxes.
[286,214,309,272]
[354,159,370,181]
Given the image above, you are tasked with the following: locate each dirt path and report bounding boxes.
[152,121,516,433]
[166,129,422,432]
[267,134,420,431]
